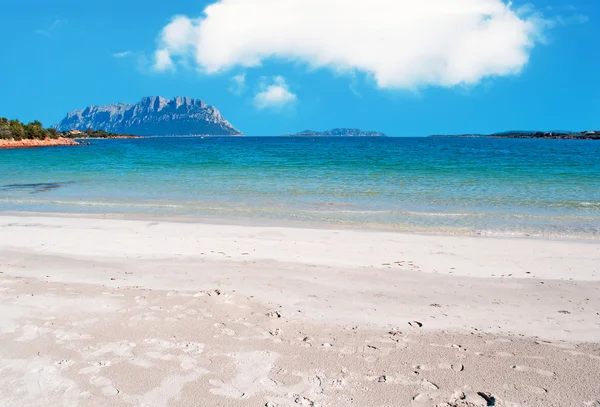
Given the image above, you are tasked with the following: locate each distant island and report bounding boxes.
[430,130,600,140]
[55,96,242,136]
[0,117,137,149]
[286,128,388,137]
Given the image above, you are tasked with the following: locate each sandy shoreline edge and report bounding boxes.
[3,209,599,242]
[0,214,598,406]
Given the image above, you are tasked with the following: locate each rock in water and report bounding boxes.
[54,96,242,136]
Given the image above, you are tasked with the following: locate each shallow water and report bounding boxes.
[1,136,599,238]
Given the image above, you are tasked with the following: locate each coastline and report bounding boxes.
[0,137,79,149]
[74,135,141,140]
[1,213,599,406]
[3,209,599,243]
[0,135,140,149]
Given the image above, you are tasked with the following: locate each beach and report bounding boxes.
[0,214,598,406]
[3,0,600,404]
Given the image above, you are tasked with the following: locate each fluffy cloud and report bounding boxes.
[154,49,174,71]
[254,76,296,109]
[154,0,544,88]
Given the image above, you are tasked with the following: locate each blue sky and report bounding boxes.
[0,0,598,136]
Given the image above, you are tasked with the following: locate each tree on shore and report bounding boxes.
[0,117,132,140]
[0,118,56,140]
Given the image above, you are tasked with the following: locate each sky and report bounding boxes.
[0,0,598,136]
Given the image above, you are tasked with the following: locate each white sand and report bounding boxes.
[0,214,599,406]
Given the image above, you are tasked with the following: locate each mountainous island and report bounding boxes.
[55,96,241,137]
[0,118,137,149]
[287,128,388,137]
[430,130,600,140]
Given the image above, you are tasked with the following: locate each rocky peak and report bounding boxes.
[55,96,242,136]
[139,96,170,112]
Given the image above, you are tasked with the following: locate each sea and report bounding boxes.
[1,136,599,239]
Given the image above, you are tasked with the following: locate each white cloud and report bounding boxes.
[154,49,174,71]
[229,73,246,95]
[112,51,132,58]
[153,16,196,71]
[153,0,546,89]
[254,76,296,109]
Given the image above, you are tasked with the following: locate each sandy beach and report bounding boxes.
[0,214,598,406]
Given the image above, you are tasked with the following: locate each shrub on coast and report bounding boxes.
[62,128,136,139]
[0,118,58,140]
[0,117,133,140]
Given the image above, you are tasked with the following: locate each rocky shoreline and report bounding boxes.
[0,137,79,149]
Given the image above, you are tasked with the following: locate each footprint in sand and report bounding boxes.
[485,338,512,344]
[419,379,439,390]
[412,393,433,404]
[89,376,113,388]
[441,391,496,407]
[79,360,112,374]
[102,386,120,396]
[512,365,556,377]
[268,328,281,337]
[566,350,600,361]
[54,359,74,368]
[437,363,463,372]
[266,310,282,319]
[293,396,316,406]
[522,385,548,394]
[206,289,223,297]
[178,342,204,355]
[214,323,235,336]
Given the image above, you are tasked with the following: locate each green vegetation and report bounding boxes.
[67,128,137,139]
[0,118,59,140]
[0,117,135,140]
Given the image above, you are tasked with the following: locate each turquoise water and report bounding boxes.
[1,137,599,238]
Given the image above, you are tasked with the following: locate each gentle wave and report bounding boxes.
[0,198,182,209]
[2,197,599,221]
